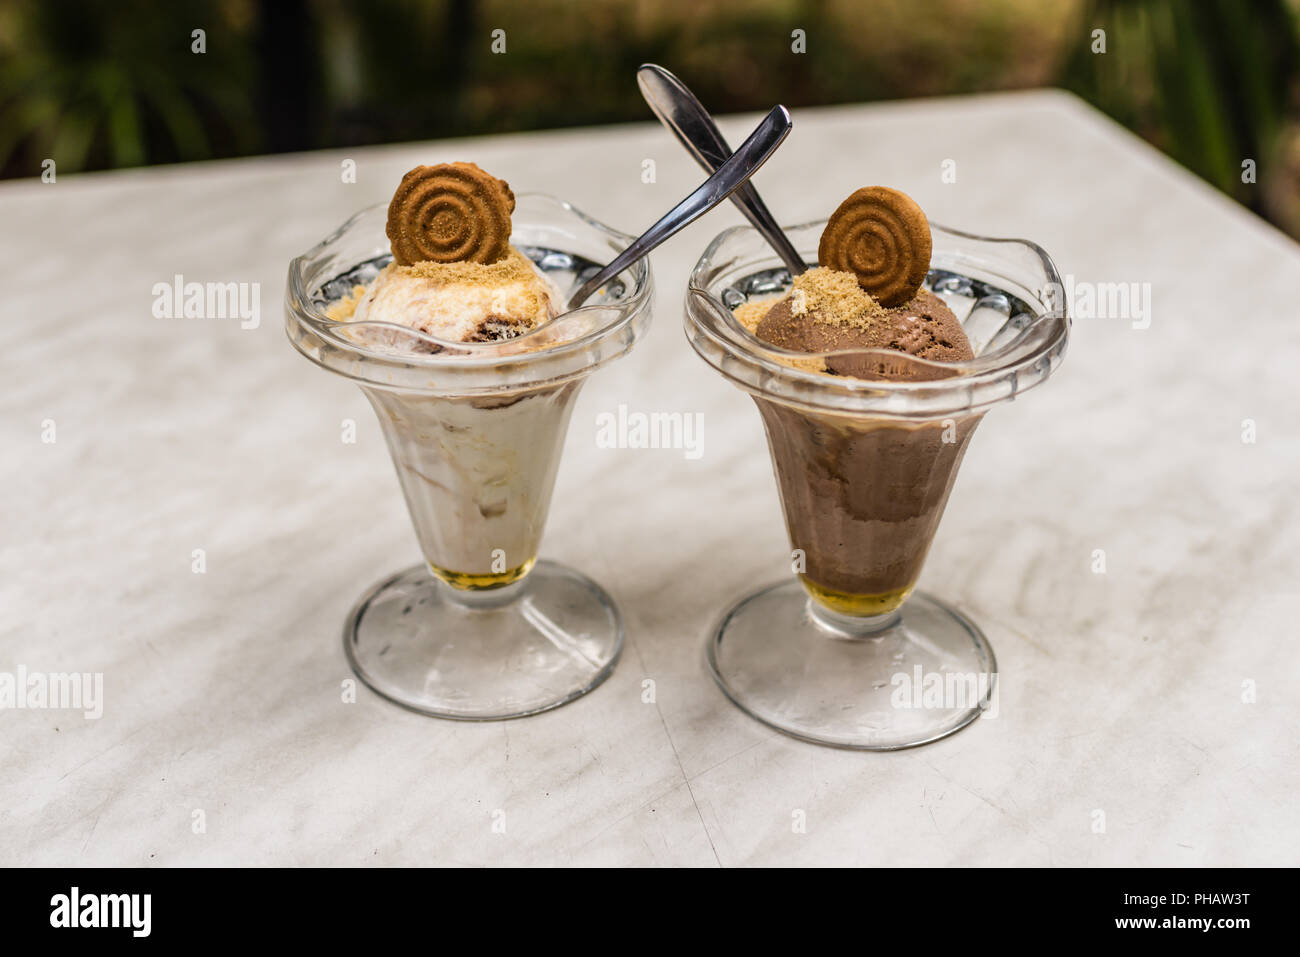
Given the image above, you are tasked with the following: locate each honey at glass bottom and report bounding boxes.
[430,557,536,591]
[801,576,913,617]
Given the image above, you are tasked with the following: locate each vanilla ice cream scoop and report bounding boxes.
[328,246,560,346]
[326,161,561,349]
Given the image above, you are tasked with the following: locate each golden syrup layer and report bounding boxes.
[430,557,536,590]
[802,577,912,616]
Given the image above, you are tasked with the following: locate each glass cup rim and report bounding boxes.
[285,193,654,394]
[684,219,1070,419]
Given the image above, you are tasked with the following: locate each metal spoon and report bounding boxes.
[637,63,806,276]
[568,104,793,309]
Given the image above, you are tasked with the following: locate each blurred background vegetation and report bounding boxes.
[2,0,1298,234]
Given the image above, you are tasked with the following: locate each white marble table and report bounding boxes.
[3,90,1297,867]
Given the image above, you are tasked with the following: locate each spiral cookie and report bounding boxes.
[817,186,931,307]
[386,162,516,266]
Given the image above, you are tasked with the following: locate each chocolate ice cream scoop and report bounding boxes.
[753,267,973,380]
[755,267,890,351]
[847,289,973,380]
[882,290,972,360]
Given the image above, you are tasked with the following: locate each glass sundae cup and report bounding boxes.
[685,220,1068,749]
[286,195,653,719]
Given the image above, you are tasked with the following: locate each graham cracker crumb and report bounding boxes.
[733,298,772,334]
[400,246,538,285]
[733,268,887,339]
[325,284,367,321]
[787,267,886,330]
[781,354,828,374]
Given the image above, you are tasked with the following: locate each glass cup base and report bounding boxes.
[707,580,997,750]
[343,559,623,720]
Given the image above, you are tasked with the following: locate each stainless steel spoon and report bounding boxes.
[568,104,792,309]
[637,63,806,276]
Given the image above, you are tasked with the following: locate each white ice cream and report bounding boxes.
[329,246,560,347]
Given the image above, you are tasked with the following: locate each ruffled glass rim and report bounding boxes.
[285,194,654,395]
[684,219,1070,419]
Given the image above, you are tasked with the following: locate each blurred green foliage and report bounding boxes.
[1,0,1297,231]
[1064,0,1299,220]
[0,0,258,172]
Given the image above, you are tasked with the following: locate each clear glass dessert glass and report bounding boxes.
[685,220,1068,749]
[286,195,653,719]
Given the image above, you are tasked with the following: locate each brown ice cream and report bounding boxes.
[752,268,973,376]
[755,400,979,614]
[738,189,980,616]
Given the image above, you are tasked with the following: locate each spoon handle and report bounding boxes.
[567,105,793,309]
[637,64,807,276]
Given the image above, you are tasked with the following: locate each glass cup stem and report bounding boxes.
[807,601,902,637]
